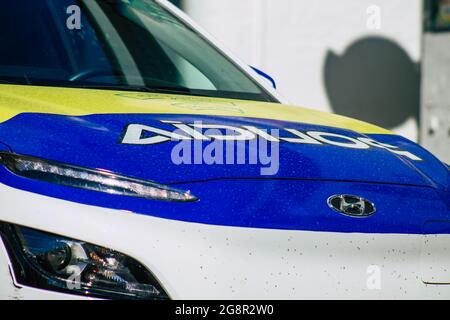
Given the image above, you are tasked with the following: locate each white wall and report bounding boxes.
[182,0,423,141]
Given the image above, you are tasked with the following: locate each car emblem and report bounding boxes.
[327,195,376,217]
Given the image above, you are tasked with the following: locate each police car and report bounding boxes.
[0,0,449,300]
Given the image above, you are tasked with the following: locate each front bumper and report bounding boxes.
[1,183,450,299]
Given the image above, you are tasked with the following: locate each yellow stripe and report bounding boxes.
[0,84,392,134]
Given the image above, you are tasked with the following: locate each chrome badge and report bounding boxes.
[327,195,376,217]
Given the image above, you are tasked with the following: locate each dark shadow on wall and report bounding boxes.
[323,37,420,130]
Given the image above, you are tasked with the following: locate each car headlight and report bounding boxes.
[0,152,197,202]
[0,223,169,300]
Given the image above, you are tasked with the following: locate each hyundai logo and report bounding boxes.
[327,195,376,217]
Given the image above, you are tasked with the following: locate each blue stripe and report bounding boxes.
[0,113,448,234]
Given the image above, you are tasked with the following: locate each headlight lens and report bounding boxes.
[0,223,169,300]
[0,152,197,202]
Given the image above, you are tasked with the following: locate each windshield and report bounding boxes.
[0,0,276,102]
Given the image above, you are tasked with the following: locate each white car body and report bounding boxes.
[2,182,450,299]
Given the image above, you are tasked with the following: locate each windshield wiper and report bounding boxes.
[72,84,209,97]
[0,79,20,85]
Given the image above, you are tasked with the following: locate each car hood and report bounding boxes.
[0,84,448,189]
